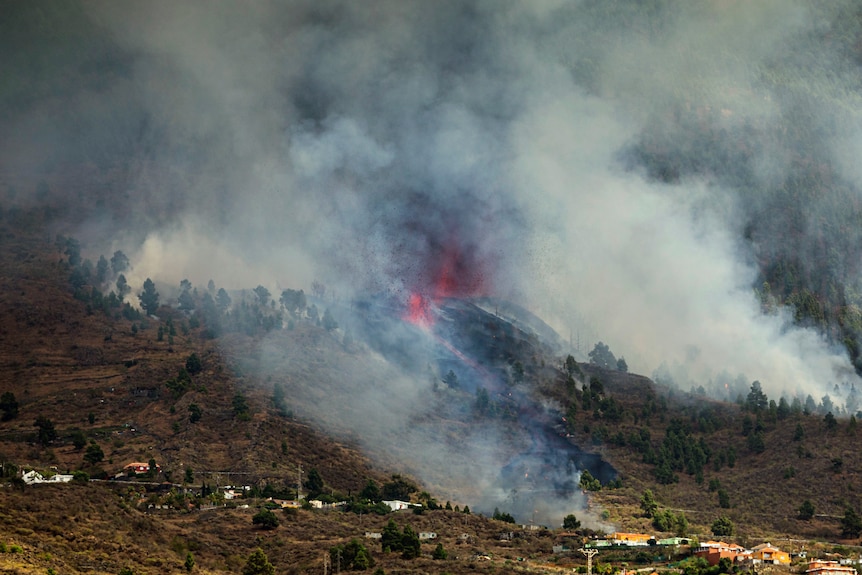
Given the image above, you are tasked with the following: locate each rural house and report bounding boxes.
[122,461,161,475]
[749,543,791,565]
[806,560,858,575]
[694,541,746,566]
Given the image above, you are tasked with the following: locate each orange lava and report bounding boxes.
[404,292,433,327]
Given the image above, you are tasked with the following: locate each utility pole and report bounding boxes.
[580,547,598,575]
[297,464,303,501]
[323,552,330,575]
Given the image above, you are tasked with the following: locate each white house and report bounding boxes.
[21,470,73,485]
[382,500,413,511]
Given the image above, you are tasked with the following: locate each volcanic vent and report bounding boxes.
[352,291,617,526]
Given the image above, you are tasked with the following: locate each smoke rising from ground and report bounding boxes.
[5,0,862,517]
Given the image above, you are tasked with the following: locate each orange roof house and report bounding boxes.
[750,543,790,565]
[610,533,654,546]
[694,541,746,566]
[807,560,858,575]
[123,461,161,475]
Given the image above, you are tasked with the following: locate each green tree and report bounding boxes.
[322,308,338,331]
[588,341,617,369]
[184,467,194,484]
[184,552,195,573]
[563,513,582,530]
[747,431,765,454]
[798,500,815,520]
[793,422,804,441]
[400,525,421,559]
[178,279,195,311]
[442,370,459,389]
[565,354,579,378]
[110,250,130,275]
[273,386,290,418]
[252,508,280,530]
[138,278,160,316]
[63,236,81,266]
[34,416,57,446]
[242,549,275,575]
[331,539,375,571]
[381,475,418,500]
[717,489,730,509]
[84,442,104,465]
[579,469,601,491]
[432,543,448,560]
[475,387,491,415]
[825,411,838,432]
[381,519,402,553]
[640,489,658,518]
[492,507,515,523]
[216,288,232,310]
[617,357,628,372]
[116,274,130,301]
[185,353,202,375]
[711,516,734,537]
[232,392,250,420]
[304,468,325,498]
[746,381,768,412]
[71,430,87,450]
[253,285,271,307]
[0,391,19,421]
[360,479,381,502]
[280,288,307,316]
[188,403,202,423]
[777,397,790,420]
[96,255,109,284]
[841,507,862,538]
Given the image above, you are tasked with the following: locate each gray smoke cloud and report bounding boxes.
[5,0,862,521]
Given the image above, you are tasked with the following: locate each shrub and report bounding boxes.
[252,508,279,530]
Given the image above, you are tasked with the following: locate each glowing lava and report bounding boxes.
[402,237,490,328]
[404,292,434,327]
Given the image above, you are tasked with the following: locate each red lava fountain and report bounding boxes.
[405,292,434,327]
[402,240,489,328]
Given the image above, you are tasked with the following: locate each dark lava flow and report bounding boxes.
[352,294,617,524]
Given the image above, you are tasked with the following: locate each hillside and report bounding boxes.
[1,207,862,569]
[547,363,862,546]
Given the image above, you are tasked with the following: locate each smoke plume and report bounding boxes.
[5,0,862,520]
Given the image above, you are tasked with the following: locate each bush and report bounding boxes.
[252,508,279,530]
[185,353,203,375]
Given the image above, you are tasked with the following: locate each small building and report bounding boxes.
[267,498,301,509]
[123,461,160,475]
[807,560,858,575]
[21,470,73,485]
[610,532,654,546]
[694,541,746,566]
[750,543,791,565]
[365,532,382,539]
[419,532,437,540]
[657,537,689,546]
[382,500,413,511]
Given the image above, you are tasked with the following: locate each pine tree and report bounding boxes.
[242,549,274,575]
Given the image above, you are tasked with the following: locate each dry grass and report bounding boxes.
[2,212,862,574]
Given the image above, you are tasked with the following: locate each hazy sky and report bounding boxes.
[5,0,862,401]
